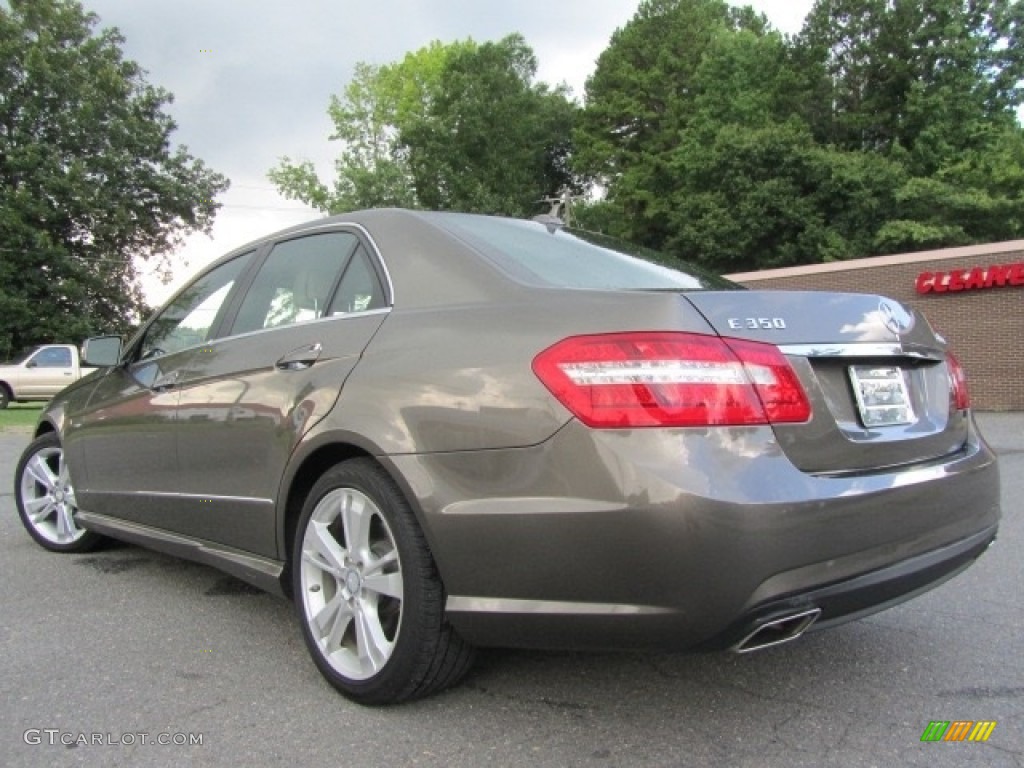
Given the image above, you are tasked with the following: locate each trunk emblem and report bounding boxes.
[727,317,787,331]
[879,299,915,336]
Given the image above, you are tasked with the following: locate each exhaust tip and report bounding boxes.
[733,608,821,654]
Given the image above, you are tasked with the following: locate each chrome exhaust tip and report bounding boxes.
[733,608,822,653]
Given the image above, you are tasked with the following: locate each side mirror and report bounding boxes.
[25,360,37,368]
[83,335,123,367]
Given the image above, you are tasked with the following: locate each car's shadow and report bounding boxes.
[62,539,957,715]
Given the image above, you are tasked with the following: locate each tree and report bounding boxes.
[797,0,1024,252]
[0,0,228,359]
[665,117,910,271]
[576,0,1024,270]
[269,43,459,213]
[650,26,903,271]
[573,0,771,247]
[401,34,578,216]
[799,0,1024,158]
[270,35,579,218]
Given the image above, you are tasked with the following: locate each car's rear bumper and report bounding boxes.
[385,417,1000,651]
[702,523,996,652]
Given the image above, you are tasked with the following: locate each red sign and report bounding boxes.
[917,262,1024,294]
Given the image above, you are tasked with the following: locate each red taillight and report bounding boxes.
[947,352,970,410]
[532,332,811,428]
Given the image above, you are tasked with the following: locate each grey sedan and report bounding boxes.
[14,210,1000,704]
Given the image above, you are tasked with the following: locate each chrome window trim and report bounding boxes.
[206,307,393,347]
[130,308,393,360]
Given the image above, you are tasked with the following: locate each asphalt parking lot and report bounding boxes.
[1,414,1021,768]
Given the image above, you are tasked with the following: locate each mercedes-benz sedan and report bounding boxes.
[15,210,1000,704]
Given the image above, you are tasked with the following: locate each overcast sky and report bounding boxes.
[81,0,815,304]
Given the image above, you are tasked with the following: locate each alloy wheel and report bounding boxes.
[19,443,87,546]
[299,487,404,681]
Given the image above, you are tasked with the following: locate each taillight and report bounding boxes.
[947,352,970,410]
[532,332,811,428]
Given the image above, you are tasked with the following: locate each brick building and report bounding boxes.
[727,241,1024,411]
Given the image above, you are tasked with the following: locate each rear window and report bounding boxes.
[428,213,738,291]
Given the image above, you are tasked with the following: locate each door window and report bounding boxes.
[30,347,72,367]
[230,232,359,336]
[328,245,387,315]
[138,252,253,360]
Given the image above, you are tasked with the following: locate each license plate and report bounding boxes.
[848,366,915,427]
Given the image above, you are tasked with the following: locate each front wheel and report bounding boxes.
[0,385,10,409]
[293,458,474,704]
[15,432,104,552]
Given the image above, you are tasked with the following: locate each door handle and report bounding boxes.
[276,343,323,371]
[151,370,180,392]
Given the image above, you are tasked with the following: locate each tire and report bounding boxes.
[0,385,10,409]
[15,432,104,552]
[293,458,474,705]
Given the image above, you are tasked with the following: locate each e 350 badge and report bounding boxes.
[728,317,788,331]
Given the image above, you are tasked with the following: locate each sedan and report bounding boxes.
[14,210,1000,705]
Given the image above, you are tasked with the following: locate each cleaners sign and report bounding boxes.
[916,262,1024,294]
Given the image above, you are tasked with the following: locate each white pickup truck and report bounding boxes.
[0,344,98,409]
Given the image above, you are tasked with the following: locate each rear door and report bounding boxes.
[170,229,391,557]
[683,291,968,474]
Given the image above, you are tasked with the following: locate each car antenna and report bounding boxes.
[534,187,581,232]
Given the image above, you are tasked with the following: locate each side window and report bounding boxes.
[30,347,72,367]
[139,252,253,360]
[230,232,358,336]
[328,245,387,316]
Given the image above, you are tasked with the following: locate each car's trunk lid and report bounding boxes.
[682,290,968,475]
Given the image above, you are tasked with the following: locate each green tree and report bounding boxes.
[269,42,460,213]
[666,118,910,271]
[574,0,771,247]
[577,0,1023,269]
[402,34,578,216]
[797,0,1024,252]
[799,0,1023,157]
[270,35,579,217]
[647,26,896,271]
[0,0,228,358]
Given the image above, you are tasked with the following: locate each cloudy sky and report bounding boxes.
[81,0,815,304]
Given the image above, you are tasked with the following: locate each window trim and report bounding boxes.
[211,223,393,343]
[191,307,394,348]
[121,222,395,364]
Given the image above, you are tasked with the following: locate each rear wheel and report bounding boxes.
[292,458,474,704]
[15,433,104,552]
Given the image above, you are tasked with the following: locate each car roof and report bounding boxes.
[182,208,732,314]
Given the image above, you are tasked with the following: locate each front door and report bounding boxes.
[70,251,255,524]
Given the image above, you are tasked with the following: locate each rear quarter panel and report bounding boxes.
[323,290,719,455]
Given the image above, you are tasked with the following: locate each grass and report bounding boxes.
[0,402,44,432]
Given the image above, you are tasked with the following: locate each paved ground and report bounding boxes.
[1,415,1021,768]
